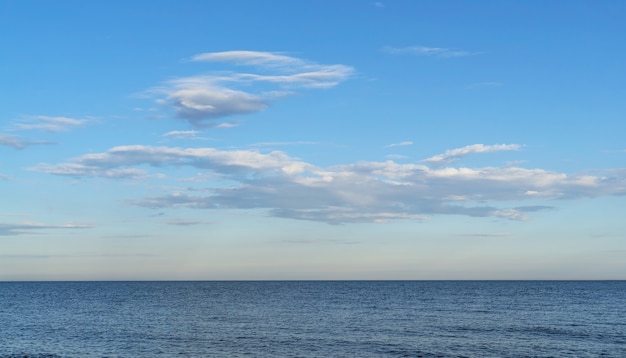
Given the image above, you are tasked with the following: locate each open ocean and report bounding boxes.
[0,281,624,357]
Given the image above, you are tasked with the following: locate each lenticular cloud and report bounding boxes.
[152,51,353,126]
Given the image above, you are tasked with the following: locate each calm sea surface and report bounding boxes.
[0,281,624,357]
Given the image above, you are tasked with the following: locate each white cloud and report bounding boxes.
[0,221,94,236]
[31,162,151,179]
[424,144,522,164]
[31,145,626,224]
[0,134,52,149]
[153,51,353,126]
[162,130,204,140]
[0,134,27,149]
[191,50,303,67]
[383,45,476,58]
[215,122,239,129]
[162,83,269,123]
[489,209,529,221]
[231,69,354,89]
[0,116,86,149]
[385,141,413,148]
[30,145,316,179]
[190,51,353,85]
[15,115,88,132]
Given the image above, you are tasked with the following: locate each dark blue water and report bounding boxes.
[1,281,624,357]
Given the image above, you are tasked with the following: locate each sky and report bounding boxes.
[1,0,625,280]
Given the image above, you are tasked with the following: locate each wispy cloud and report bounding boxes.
[162,130,207,140]
[215,122,239,129]
[383,45,476,58]
[30,145,626,224]
[514,205,555,212]
[166,219,213,226]
[1,134,29,149]
[424,144,522,164]
[191,51,301,67]
[190,51,353,88]
[0,116,85,149]
[152,51,354,126]
[0,134,52,149]
[29,145,314,179]
[385,141,413,148]
[0,222,94,236]
[14,115,89,132]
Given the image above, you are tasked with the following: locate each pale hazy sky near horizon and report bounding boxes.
[1,0,625,280]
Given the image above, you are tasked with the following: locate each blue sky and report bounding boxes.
[1,0,625,280]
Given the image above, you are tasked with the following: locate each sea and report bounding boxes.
[0,281,624,357]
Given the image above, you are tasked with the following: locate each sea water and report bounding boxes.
[0,281,624,357]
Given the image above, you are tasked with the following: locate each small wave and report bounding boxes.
[375,348,451,358]
[1,355,64,358]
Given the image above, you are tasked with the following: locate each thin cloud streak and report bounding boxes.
[383,45,476,58]
[14,115,89,132]
[424,144,522,164]
[0,222,94,236]
[191,51,303,67]
[166,219,213,226]
[215,122,239,129]
[0,134,53,149]
[162,130,208,140]
[385,141,413,148]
